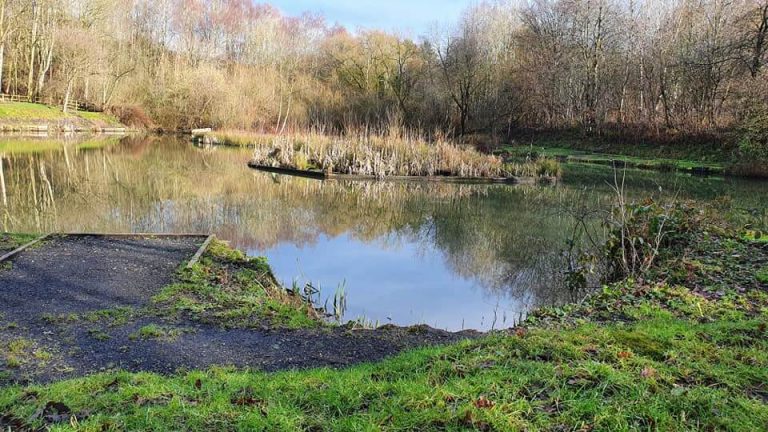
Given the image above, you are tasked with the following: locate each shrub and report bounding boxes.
[107,105,153,129]
[535,158,562,177]
[604,200,704,283]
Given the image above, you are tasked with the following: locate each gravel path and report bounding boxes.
[0,235,478,384]
[0,235,204,323]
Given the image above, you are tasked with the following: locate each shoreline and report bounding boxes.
[1,204,766,429]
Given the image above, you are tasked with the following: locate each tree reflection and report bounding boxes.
[3,135,767,310]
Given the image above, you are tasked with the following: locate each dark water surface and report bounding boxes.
[2,135,766,330]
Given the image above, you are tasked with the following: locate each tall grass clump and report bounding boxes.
[232,130,561,179]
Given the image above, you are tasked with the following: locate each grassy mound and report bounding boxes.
[152,240,321,329]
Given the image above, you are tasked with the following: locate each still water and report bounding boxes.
[2,135,766,330]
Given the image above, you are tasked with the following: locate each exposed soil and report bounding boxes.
[0,235,479,384]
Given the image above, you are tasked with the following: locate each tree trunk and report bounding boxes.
[63,78,73,113]
[0,43,5,93]
[26,0,39,97]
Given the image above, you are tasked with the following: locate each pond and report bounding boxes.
[1,134,766,331]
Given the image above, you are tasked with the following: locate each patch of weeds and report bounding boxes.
[33,350,53,362]
[129,324,185,341]
[40,313,78,325]
[0,233,38,252]
[7,338,33,354]
[88,329,111,341]
[2,338,54,369]
[83,307,137,327]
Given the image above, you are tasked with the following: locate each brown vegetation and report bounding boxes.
[0,0,765,158]
[232,131,560,179]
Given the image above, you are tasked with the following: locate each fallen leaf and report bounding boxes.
[473,396,495,409]
[641,367,657,379]
[617,351,633,359]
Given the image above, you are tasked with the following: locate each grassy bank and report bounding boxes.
[501,145,725,176]
[212,131,561,180]
[0,136,123,155]
[1,204,767,430]
[498,130,768,178]
[0,101,123,131]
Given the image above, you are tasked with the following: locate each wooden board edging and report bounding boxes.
[249,164,328,179]
[187,235,216,268]
[247,163,552,184]
[60,232,209,238]
[0,233,51,263]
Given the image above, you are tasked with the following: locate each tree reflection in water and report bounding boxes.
[2,135,766,329]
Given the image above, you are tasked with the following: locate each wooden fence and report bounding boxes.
[0,93,101,113]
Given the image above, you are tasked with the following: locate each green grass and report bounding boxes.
[0,295,765,431]
[0,233,38,252]
[0,102,69,121]
[1,217,766,430]
[0,101,123,127]
[129,324,185,341]
[758,267,768,284]
[502,145,724,174]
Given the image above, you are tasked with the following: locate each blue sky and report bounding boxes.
[271,0,473,36]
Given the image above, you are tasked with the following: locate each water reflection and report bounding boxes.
[1,135,766,330]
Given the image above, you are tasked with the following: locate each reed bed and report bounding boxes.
[215,131,560,179]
